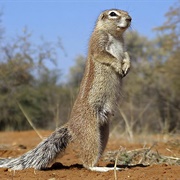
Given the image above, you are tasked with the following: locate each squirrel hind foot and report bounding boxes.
[88,166,122,172]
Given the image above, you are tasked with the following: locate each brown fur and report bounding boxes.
[68,9,131,169]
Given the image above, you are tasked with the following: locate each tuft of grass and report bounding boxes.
[103,143,180,166]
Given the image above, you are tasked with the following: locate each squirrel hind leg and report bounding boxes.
[89,166,122,172]
[80,122,110,170]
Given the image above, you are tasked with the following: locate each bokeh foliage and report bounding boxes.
[0,2,179,133]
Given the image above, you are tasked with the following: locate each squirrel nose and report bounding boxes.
[126,16,132,22]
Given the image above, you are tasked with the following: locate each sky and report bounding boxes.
[0,0,176,80]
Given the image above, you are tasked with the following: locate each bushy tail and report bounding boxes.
[0,125,71,170]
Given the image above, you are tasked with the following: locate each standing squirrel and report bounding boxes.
[0,9,131,172]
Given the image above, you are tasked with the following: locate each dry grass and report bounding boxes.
[18,102,43,140]
[103,143,180,167]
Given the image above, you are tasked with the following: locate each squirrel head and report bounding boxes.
[96,9,132,36]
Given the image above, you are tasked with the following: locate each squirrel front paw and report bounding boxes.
[122,52,130,77]
[110,52,131,77]
[111,62,123,75]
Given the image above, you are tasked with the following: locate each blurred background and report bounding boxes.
[0,0,179,136]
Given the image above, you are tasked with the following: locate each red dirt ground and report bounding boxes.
[0,130,179,180]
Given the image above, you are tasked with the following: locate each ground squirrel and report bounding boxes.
[0,9,131,172]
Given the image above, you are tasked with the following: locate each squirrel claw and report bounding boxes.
[122,65,130,77]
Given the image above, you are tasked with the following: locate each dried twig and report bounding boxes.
[114,149,121,180]
[119,107,133,141]
[18,102,43,140]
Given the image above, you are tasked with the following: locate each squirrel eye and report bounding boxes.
[109,12,117,17]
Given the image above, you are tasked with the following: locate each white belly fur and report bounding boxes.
[106,34,124,60]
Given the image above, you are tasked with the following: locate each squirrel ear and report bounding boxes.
[99,13,105,20]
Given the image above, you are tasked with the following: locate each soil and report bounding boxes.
[0,130,179,180]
